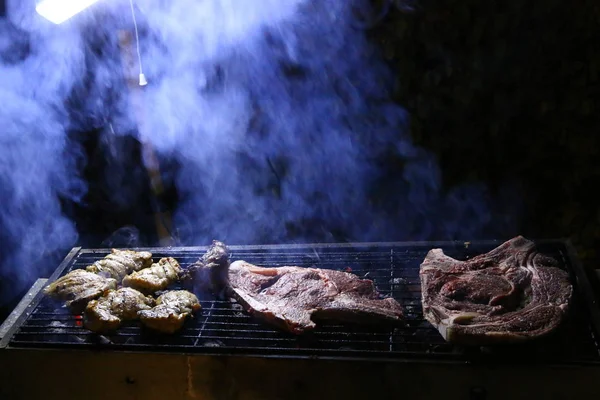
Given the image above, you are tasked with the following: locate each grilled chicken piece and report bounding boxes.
[85,249,153,281]
[43,270,118,314]
[138,290,201,334]
[83,288,156,333]
[181,240,230,298]
[122,257,182,294]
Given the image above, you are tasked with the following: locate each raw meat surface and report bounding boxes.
[420,236,572,345]
[228,260,404,334]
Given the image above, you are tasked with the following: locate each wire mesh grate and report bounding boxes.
[7,242,600,364]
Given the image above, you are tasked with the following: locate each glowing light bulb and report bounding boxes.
[35,0,101,25]
[139,73,148,86]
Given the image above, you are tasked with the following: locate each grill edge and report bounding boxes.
[3,240,600,366]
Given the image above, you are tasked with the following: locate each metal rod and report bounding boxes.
[117,29,176,246]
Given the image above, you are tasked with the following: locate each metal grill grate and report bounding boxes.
[6,241,600,364]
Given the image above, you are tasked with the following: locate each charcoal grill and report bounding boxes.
[1,239,600,400]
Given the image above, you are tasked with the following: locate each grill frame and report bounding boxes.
[2,239,600,366]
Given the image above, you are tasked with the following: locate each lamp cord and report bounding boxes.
[128,0,147,85]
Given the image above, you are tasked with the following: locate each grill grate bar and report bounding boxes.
[6,241,600,365]
[195,300,215,347]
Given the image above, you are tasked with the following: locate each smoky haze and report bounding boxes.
[0,0,520,306]
[1,0,88,305]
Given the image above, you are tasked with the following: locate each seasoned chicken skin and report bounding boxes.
[43,269,118,313]
[84,287,156,333]
[138,290,201,334]
[86,249,153,280]
[122,257,182,294]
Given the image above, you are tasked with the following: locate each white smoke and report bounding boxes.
[1,0,88,302]
[0,0,520,306]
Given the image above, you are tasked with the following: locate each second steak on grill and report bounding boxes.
[420,236,573,345]
[228,261,404,334]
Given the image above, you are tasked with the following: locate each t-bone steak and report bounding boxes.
[419,236,572,345]
[228,260,404,334]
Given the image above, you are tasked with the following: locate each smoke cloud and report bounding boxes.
[1,1,88,304]
[128,0,520,244]
[0,0,520,306]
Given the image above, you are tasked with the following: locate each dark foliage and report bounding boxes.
[367,0,600,267]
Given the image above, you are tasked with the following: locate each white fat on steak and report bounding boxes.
[419,236,572,345]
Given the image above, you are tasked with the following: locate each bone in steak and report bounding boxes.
[419,236,572,345]
[228,260,404,334]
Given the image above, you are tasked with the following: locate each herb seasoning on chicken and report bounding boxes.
[43,269,118,314]
[83,287,155,333]
[122,257,182,294]
[85,249,153,280]
[138,290,201,334]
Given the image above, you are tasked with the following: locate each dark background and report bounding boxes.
[1,0,599,322]
[370,0,600,259]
